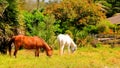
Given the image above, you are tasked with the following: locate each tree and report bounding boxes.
[93,0,120,17]
[44,0,105,34]
[0,0,9,17]
[37,0,40,10]
[23,10,57,45]
[106,0,120,17]
[0,0,20,54]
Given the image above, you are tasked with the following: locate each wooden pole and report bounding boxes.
[37,0,40,10]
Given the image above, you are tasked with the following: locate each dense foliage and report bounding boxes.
[0,0,19,36]
[93,0,120,17]
[23,10,57,45]
[0,0,119,53]
[45,0,106,33]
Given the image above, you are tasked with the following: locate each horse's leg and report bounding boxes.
[67,44,71,54]
[35,48,39,57]
[36,48,39,57]
[14,46,19,58]
[60,44,64,55]
[35,50,36,56]
[35,49,37,57]
[58,40,61,55]
[9,45,12,56]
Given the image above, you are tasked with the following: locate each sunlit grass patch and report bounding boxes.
[0,47,120,68]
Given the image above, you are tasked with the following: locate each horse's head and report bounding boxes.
[46,46,53,57]
[71,45,77,53]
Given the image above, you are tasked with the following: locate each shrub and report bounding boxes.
[97,19,114,34]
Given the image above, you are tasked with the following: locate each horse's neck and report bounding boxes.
[43,42,51,50]
[71,40,76,47]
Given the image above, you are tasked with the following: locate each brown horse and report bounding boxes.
[8,35,53,57]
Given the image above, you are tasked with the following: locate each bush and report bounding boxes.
[76,31,88,47]
[23,10,58,48]
[97,19,114,34]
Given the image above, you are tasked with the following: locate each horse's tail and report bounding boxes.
[8,36,15,56]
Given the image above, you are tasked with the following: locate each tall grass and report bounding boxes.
[0,47,120,68]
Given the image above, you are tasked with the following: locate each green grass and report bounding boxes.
[0,47,120,68]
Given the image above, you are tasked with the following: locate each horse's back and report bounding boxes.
[33,36,45,45]
[13,35,49,48]
[57,34,72,44]
[13,35,36,48]
[57,34,64,41]
[13,35,24,43]
[57,34,69,39]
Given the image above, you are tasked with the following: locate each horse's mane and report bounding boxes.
[40,38,52,50]
[33,36,52,50]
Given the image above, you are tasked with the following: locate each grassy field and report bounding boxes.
[0,46,120,68]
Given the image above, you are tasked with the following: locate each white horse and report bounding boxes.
[57,34,77,55]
